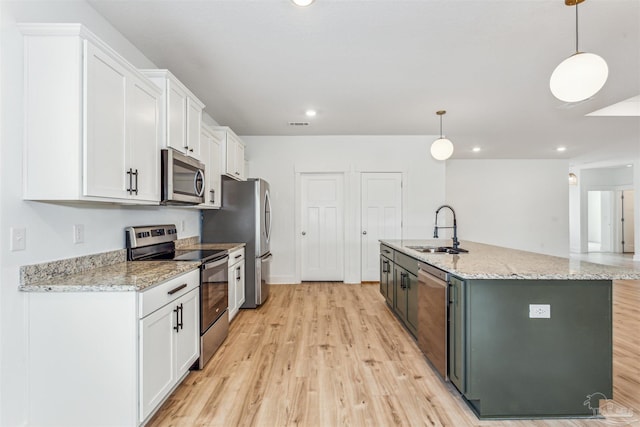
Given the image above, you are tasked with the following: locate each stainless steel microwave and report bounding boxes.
[161,149,205,205]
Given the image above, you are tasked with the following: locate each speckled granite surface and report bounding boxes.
[19,236,243,293]
[381,239,640,280]
[20,261,199,292]
[20,249,127,286]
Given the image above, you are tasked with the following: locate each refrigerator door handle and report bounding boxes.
[260,252,273,261]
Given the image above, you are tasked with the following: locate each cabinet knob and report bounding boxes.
[362,231,367,235]
[301,231,306,236]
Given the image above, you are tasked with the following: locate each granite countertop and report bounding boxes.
[20,260,200,292]
[381,239,640,280]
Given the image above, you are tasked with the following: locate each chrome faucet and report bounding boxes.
[433,204,459,250]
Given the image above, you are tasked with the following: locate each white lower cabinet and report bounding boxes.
[228,247,246,321]
[139,287,199,423]
[25,269,200,427]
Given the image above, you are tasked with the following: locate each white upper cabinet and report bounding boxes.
[141,70,205,161]
[200,123,223,209]
[214,126,246,181]
[20,24,162,204]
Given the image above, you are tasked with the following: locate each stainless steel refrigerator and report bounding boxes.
[201,177,272,308]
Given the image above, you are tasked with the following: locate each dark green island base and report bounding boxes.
[378,240,634,420]
[449,277,611,419]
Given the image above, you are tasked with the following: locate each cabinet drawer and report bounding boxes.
[228,247,245,266]
[380,244,394,262]
[139,269,199,318]
[395,251,419,276]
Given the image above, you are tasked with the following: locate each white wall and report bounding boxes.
[445,159,570,257]
[0,3,201,425]
[242,135,445,284]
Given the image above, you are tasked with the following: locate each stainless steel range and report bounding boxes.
[126,224,229,369]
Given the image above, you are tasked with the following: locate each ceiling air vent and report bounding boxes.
[288,121,310,126]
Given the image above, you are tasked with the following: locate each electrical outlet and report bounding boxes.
[10,227,26,251]
[73,224,85,244]
[529,304,551,319]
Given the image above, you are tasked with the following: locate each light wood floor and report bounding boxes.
[148,281,640,427]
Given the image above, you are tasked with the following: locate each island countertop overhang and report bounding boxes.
[380,239,640,280]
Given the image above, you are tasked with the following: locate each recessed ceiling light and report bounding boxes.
[305,110,317,117]
[626,164,633,168]
[291,0,315,6]
[556,146,567,152]
[472,147,481,153]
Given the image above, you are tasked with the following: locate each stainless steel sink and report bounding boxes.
[406,245,468,254]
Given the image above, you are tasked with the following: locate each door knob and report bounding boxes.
[301,231,306,236]
[362,231,367,235]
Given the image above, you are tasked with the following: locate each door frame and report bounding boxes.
[295,170,348,284]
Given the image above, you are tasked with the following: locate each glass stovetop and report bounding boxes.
[149,249,227,262]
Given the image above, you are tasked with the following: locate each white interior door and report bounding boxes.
[301,173,344,281]
[361,173,402,281]
[622,190,635,253]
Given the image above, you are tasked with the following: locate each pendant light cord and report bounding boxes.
[575,1,579,53]
[439,114,443,138]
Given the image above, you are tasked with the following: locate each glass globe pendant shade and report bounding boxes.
[550,52,608,103]
[291,0,315,6]
[430,138,454,161]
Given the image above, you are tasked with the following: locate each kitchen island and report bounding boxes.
[380,239,640,420]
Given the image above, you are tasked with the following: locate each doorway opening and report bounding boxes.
[587,190,635,253]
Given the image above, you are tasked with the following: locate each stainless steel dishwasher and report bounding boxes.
[417,262,448,380]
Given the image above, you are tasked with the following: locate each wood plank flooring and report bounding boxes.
[148,281,640,427]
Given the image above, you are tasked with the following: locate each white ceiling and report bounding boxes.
[88,0,640,164]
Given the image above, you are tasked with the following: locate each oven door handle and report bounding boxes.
[203,255,229,270]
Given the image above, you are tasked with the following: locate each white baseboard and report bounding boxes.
[634,253,640,262]
[267,275,299,285]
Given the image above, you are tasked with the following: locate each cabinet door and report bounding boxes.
[406,271,418,336]
[200,128,222,208]
[84,41,127,199]
[225,133,238,179]
[186,97,202,160]
[175,289,200,377]
[448,277,466,393]
[127,77,160,202]
[379,256,392,304]
[167,79,187,154]
[209,134,222,207]
[393,265,408,320]
[235,260,246,311]
[236,141,245,180]
[228,264,237,321]
[139,303,175,423]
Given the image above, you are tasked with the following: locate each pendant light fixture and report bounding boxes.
[430,110,454,161]
[291,0,315,6]
[550,0,608,103]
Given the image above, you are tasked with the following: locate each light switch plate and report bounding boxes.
[529,304,551,319]
[10,227,26,251]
